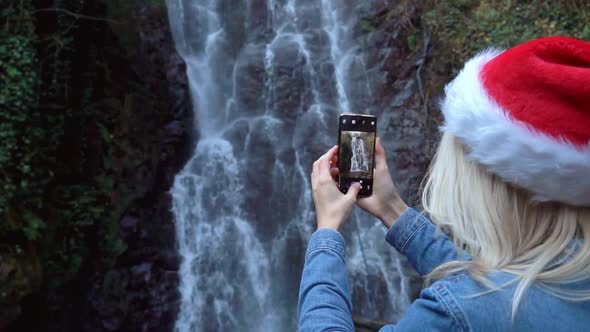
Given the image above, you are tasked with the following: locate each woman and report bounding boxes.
[298,36,590,331]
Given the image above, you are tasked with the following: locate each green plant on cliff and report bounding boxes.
[1,0,131,326]
[0,3,45,240]
[423,0,590,75]
[417,0,590,126]
[1,2,46,324]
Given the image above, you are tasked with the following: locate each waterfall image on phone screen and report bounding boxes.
[340,131,374,179]
[165,0,422,331]
[350,134,369,172]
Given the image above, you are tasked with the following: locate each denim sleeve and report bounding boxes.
[297,228,467,332]
[378,284,469,332]
[298,228,355,332]
[385,208,471,276]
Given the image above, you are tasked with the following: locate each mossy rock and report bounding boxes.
[0,253,42,327]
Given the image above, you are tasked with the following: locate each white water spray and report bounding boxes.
[350,135,369,172]
[166,0,419,330]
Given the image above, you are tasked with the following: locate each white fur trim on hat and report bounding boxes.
[441,50,590,206]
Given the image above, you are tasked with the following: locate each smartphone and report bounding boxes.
[337,114,377,196]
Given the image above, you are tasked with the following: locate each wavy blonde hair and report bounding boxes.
[421,133,590,319]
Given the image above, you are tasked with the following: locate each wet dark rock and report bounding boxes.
[78,2,191,332]
[223,119,250,157]
[152,251,180,272]
[0,303,21,331]
[120,215,139,231]
[130,263,153,283]
[278,147,297,165]
[390,80,417,108]
[164,120,186,142]
[269,40,310,117]
[234,44,267,116]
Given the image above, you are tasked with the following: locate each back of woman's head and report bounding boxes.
[421,36,590,319]
[422,134,590,313]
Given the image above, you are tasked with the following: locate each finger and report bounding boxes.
[346,182,361,201]
[319,146,338,178]
[310,172,318,203]
[322,145,339,162]
[312,160,319,187]
[319,157,331,180]
[374,137,387,170]
[329,151,339,167]
[330,167,339,180]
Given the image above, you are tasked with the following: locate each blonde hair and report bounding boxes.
[422,133,590,319]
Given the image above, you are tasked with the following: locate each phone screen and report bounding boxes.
[337,114,377,196]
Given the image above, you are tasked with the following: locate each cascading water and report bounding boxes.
[166,0,421,331]
[350,135,369,172]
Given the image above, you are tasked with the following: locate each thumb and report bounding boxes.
[346,182,361,201]
[375,137,387,170]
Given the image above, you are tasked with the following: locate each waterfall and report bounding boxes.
[166,1,420,331]
[350,135,369,172]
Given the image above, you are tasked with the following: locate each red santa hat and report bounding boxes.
[441,36,590,206]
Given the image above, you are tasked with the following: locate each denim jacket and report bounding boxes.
[298,208,590,331]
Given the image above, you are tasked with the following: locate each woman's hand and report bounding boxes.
[356,138,408,228]
[311,145,361,230]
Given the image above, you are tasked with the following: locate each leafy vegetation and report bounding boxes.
[1,2,44,241]
[0,0,154,327]
[421,0,590,109]
[425,0,589,56]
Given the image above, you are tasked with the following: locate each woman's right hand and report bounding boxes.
[357,138,408,228]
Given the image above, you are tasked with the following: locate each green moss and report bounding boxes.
[0,0,136,325]
[361,19,377,32]
[424,0,590,72]
[0,3,46,243]
[406,31,420,51]
[0,255,42,306]
[420,0,590,114]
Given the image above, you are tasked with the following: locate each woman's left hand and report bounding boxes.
[311,145,361,230]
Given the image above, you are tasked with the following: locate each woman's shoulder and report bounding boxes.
[427,271,590,331]
[430,272,512,325]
